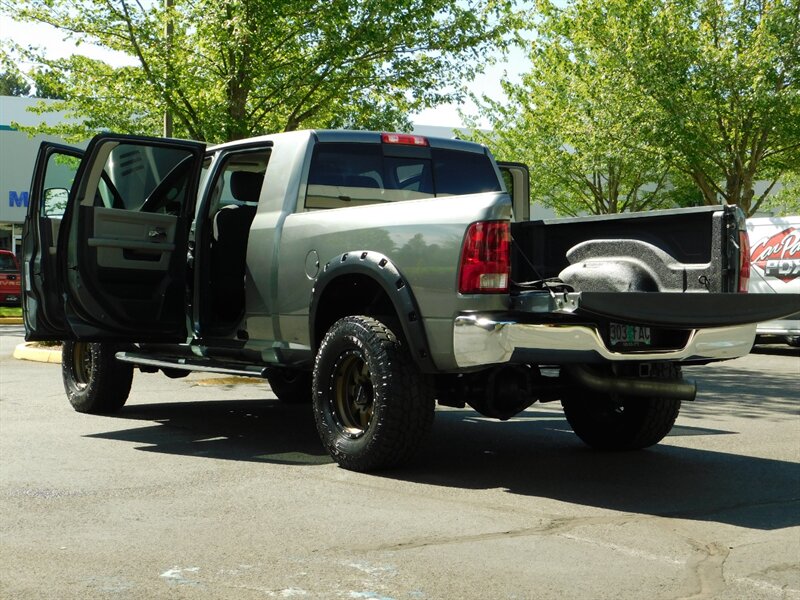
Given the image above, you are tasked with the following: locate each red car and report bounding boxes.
[0,249,21,305]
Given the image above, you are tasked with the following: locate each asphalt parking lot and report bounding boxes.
[1,327,798,599]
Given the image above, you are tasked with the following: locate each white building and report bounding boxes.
[0,95,85,254]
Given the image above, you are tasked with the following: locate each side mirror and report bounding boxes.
[43,188,69,217]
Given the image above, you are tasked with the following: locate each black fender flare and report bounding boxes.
[309,251,436,373]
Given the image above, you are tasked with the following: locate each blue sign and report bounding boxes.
[9,191,29,208]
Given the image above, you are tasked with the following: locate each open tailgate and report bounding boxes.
[511,291,800,329]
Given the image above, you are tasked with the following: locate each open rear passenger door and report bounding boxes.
[57,134,206,341]
[23,143,84,340]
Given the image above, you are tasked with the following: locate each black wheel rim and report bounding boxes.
[72,343,93,390]
[331,350,374,438]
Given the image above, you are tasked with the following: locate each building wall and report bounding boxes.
[0,96,85,254]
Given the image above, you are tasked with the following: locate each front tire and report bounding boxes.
[265,367,312,403]
[561,364,682,450]
[312,316,435,472]
[62,341,133,414]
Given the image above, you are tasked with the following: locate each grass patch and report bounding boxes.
[0,306,22,317]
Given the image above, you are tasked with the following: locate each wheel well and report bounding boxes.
[313,274,399,349]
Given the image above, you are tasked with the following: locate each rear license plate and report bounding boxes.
[610,322,651,347]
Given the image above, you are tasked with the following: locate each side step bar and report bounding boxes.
[115,352,269,378]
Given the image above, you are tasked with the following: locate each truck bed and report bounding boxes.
[512,205,736,293]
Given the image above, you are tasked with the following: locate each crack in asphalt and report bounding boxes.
[355,514,651,552]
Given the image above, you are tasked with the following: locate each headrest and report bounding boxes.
[230,171,265,203]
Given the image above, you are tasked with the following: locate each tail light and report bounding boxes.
[738,230,750,293]
[458,221,510,294]
[381,132,429,146]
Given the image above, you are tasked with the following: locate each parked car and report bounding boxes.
[0,249,21,306]
[747,216,800,347]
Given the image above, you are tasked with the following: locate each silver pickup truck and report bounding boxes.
[23,131,799,471]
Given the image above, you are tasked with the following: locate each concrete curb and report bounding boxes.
[0,317,23,324]
[13,342,62,364]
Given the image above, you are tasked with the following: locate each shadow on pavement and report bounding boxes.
[751,344,800,357]
[680,365,799,420]
[87,399,332,466]
[86,393,799,532]
[384,408,799,532]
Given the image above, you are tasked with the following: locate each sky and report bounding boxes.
[0,12,531,130]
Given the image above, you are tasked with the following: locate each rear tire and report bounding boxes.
[312,316,435,472]
[62,341,133,414]
[561,364,682,450]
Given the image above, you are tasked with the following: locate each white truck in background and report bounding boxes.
[747,216,800,347]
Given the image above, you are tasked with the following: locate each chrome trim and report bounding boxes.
[755,318,800,336]
[452,314,756,368]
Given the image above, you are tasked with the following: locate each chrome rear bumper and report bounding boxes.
[452,314,756,368]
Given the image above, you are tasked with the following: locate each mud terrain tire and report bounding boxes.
[62,341,133,414]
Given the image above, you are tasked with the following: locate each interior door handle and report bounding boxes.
[148,227,167,241]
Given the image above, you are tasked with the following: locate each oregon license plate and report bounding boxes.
[610,322,651,347]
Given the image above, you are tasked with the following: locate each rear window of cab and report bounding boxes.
[305,142,501,210]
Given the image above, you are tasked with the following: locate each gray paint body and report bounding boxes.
[204,130,509,370]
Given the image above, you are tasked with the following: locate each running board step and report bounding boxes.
[115,352,269,378]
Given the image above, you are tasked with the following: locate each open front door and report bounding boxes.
[59,134,206,341]
[498,162,530,222]
[23,143,84,340]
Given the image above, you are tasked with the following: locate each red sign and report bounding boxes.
[750,226,800,283]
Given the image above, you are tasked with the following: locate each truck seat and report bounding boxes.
[210,171,263,323]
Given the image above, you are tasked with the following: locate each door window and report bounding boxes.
[41,153,81,217]
[80,143,199,216]
[206,149,270,213]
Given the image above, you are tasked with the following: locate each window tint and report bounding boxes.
[0,253,17,270]
[305,142,500,210]
[432,148,502,196]
[91,144,197,215]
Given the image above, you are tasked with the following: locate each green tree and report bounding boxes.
[467,10,677,216]
[511,0,799,217]
[767,171,800,215]
[3,0,519,143]
[30,68,66,100]
[601,0,800,216]
[473,0,800,217]
[0,60,31,96]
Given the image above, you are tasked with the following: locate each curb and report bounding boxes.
[0,317,23,324]
[13,342,62,364]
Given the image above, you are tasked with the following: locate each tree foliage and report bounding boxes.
[467,7,677,216]
[0,59,31,96]
[472,0,800,217]
[594,0,800,216]
[767,171,800,215]
[3,0,519,143]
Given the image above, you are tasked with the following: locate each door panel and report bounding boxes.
[60,134,206,341]
[91,208,177,270]
[22,143,83,341]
